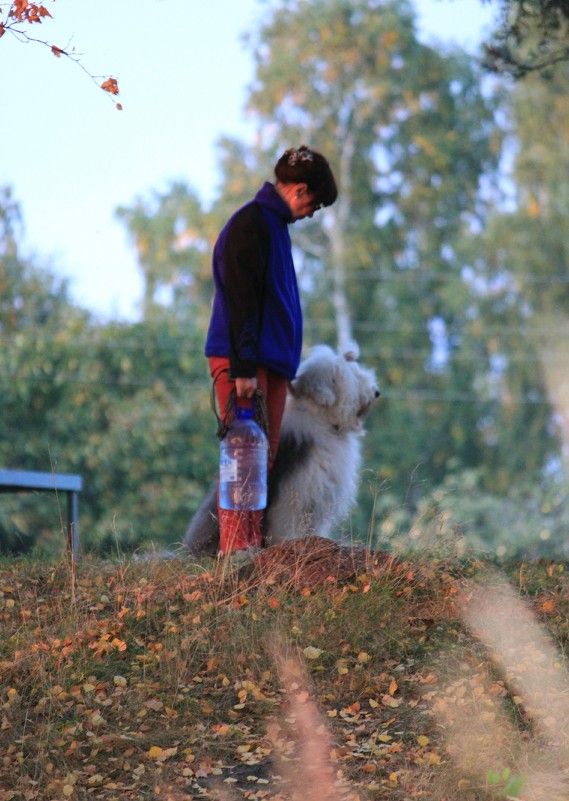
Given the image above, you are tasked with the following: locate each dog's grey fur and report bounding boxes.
[183,344,379,555]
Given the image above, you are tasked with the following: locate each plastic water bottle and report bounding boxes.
[219,405,268,510]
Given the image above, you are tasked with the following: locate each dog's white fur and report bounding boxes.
[264,344,379,543]
[183,344,379,554]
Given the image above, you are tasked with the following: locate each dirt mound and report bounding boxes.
[243,535,398,591]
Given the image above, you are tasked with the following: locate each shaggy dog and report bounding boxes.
[183,344,379,555]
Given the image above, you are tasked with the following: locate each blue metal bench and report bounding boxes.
[0,469,83,556]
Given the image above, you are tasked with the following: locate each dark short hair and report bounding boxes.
[274,146,338,207]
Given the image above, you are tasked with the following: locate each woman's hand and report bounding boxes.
[235,377,257,399]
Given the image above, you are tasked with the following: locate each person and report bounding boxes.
[204,145,338,563]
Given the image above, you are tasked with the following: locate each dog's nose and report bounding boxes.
[375,390,381,398]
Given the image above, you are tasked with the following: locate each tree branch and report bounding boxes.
[0,2,121,107]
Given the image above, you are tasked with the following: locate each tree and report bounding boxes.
[0,188,92,552]
[484,0,569,77]
[0,188,216,554]
[241,0,505,506]
[68,315,216,553]
[116,183,216,322]
[480,64,569,466]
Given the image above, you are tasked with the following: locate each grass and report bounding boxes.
[1,546,569,800]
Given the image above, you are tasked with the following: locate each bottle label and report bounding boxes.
[220,454,238,483]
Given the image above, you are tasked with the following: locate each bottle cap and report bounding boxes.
[235,403,254,420]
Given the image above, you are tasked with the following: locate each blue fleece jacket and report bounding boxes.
[205,182,302,380]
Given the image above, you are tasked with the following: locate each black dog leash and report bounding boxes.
[210,372,270,452]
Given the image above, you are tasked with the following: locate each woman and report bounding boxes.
[205,145,338,562]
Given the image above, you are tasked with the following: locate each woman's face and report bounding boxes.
[286,184,324,221]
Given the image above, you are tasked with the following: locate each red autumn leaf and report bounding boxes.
[101,77,119,95]
[10,0,29,22]
[51,45,64,57]
[27,4,40,22]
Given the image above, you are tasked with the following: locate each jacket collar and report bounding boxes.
[254,182,294,224]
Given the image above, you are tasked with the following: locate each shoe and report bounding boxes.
[223,546,261,566]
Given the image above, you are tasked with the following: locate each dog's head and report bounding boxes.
[290,344,380,433]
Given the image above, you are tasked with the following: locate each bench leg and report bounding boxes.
[66,491,80,557]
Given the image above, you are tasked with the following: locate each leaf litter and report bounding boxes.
[1,543,569,800]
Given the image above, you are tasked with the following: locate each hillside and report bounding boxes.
[1,538,568,801]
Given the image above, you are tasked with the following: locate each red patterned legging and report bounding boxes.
[208,357,288,554]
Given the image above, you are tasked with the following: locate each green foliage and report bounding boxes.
[366,465,569,561]
[69,317,217,553]
[484,0,569,77]
[115,182,217,323]
[0,195,218,552]
[486,766,526,798]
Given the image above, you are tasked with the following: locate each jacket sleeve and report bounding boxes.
[222,203,270,378]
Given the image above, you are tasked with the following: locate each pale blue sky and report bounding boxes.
[1,0,497,320]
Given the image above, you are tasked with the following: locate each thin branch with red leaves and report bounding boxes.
[0,1,122,108]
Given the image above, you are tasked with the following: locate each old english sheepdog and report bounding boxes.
[183,344,379,555]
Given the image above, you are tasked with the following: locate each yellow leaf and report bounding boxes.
[417,735,430,747]
[213,724,231,735]
[148,745,177,761]
[303,646,323,660]
[389,679,398,695]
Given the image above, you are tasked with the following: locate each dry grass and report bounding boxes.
[1,544,569,800]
